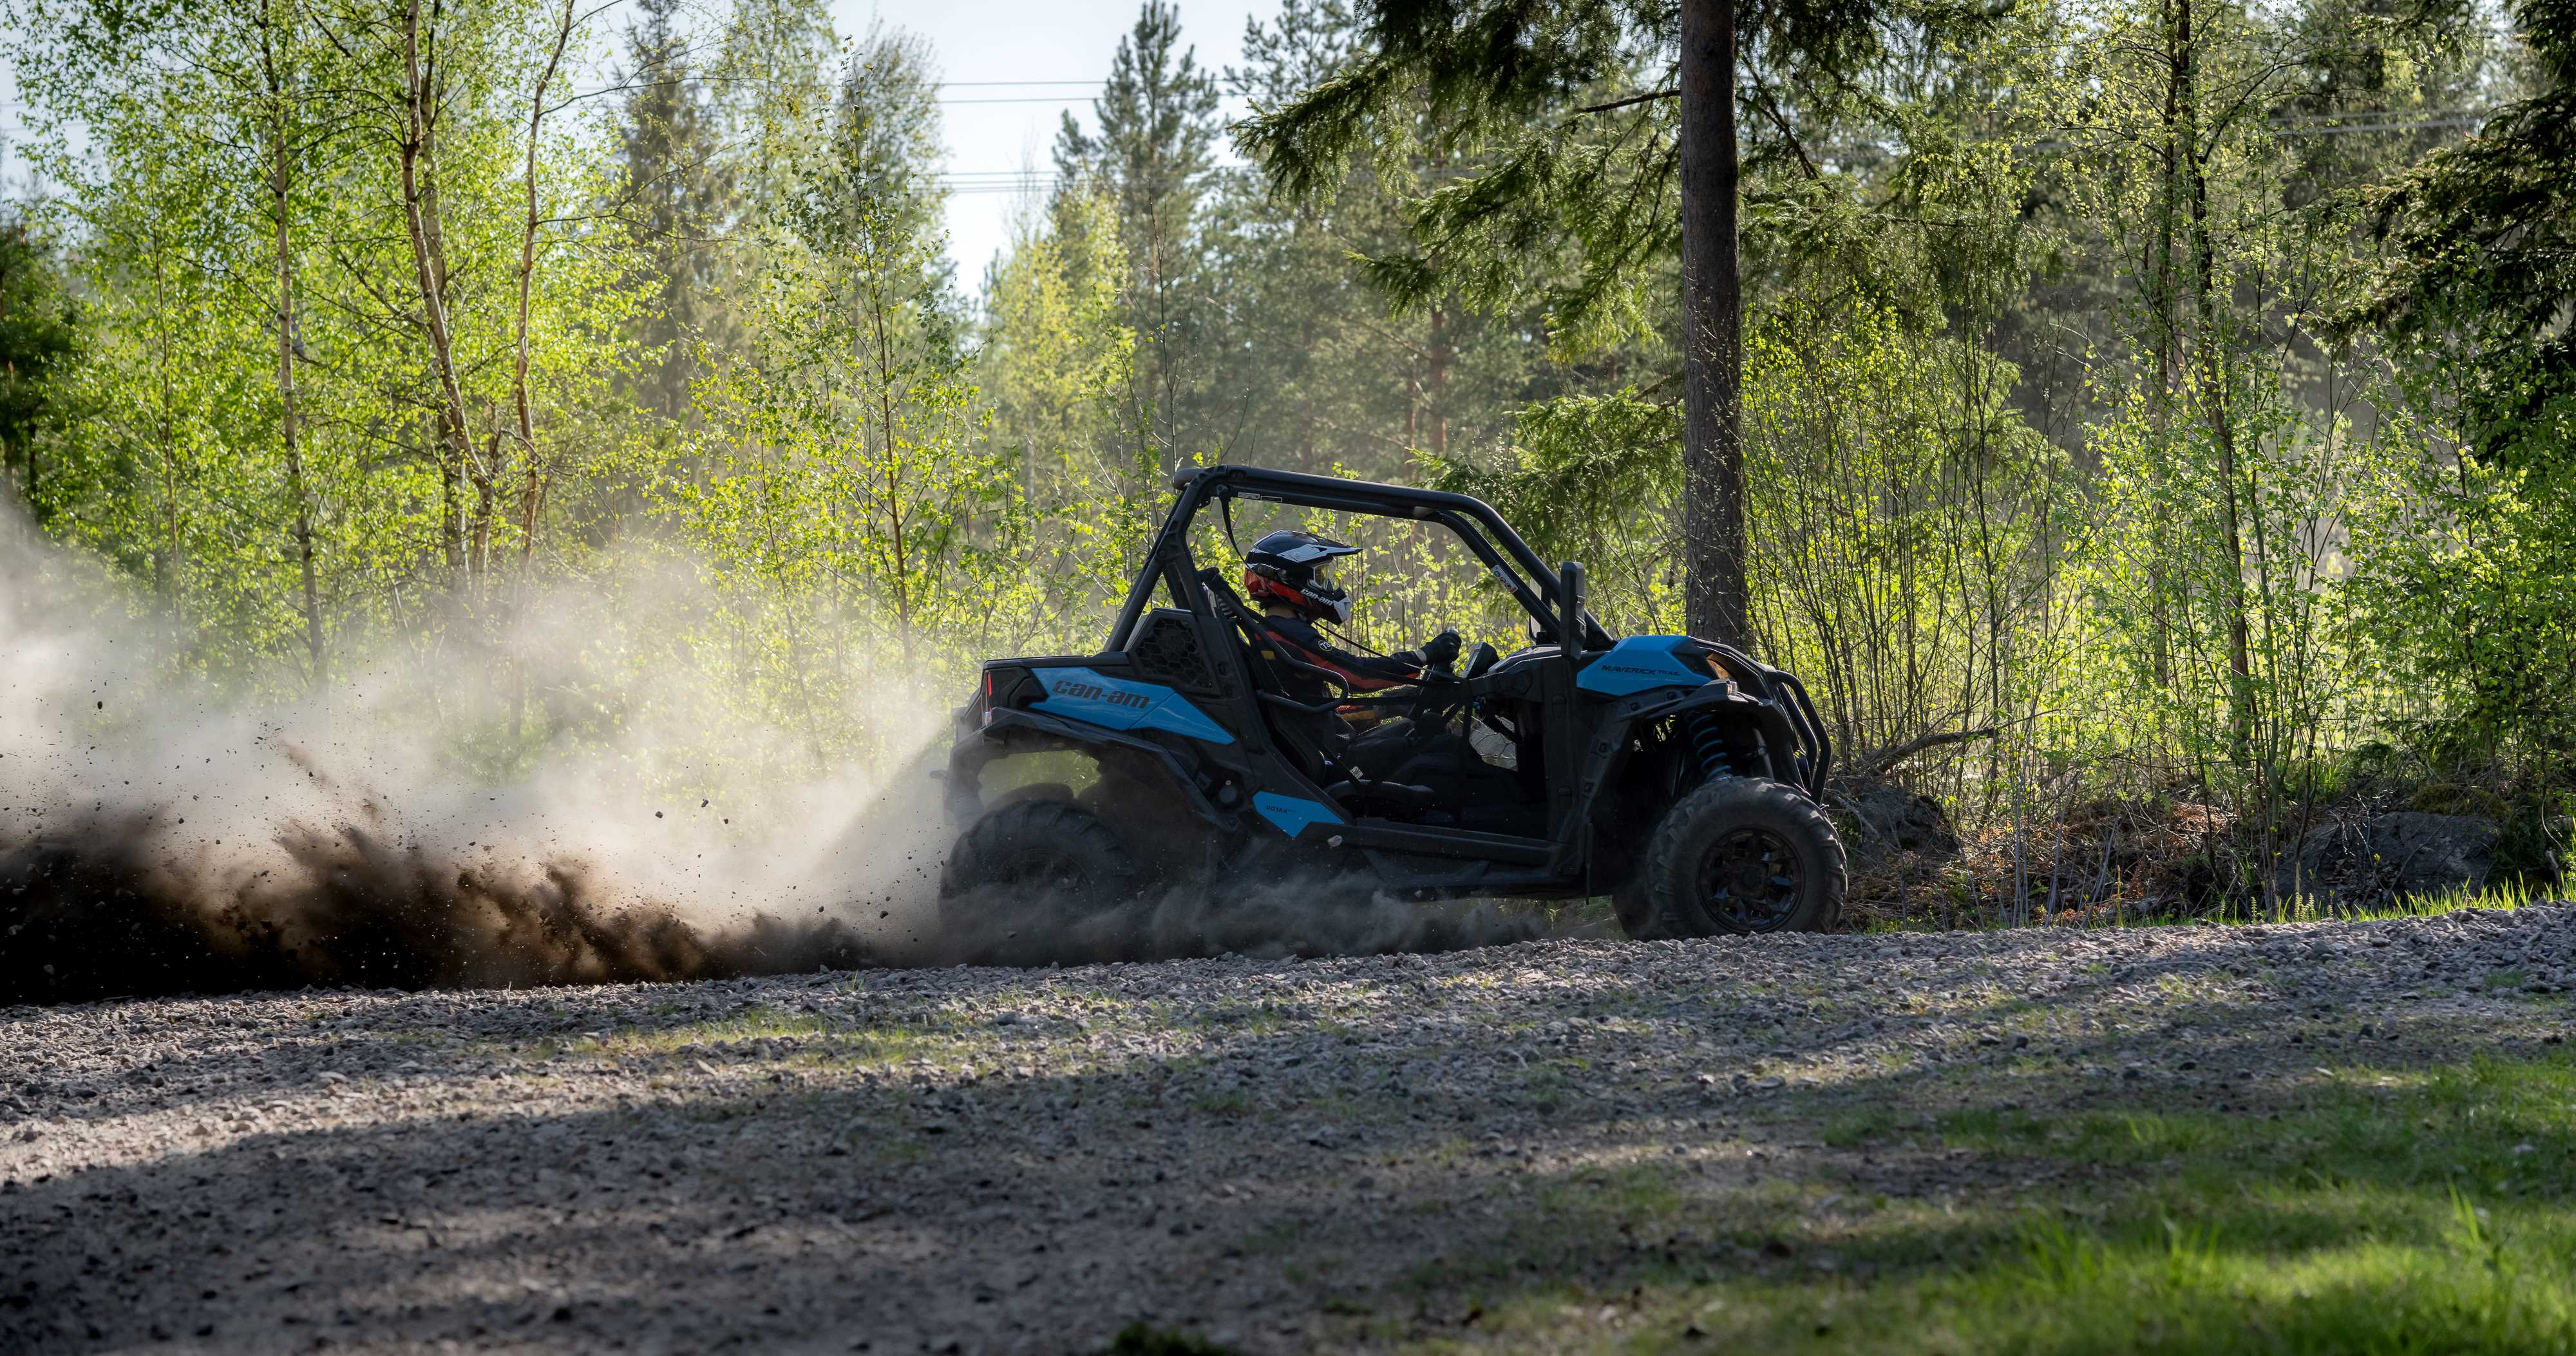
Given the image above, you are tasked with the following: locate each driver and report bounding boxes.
[1241,531,1460,708]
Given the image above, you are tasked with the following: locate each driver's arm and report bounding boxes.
[1260,614,1425,692]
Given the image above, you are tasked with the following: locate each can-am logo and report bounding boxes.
[1050,678,1150,710]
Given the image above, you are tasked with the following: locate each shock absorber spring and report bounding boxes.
[1683,710,1733,780]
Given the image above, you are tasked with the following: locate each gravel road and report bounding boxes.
[5,905,2570,1355]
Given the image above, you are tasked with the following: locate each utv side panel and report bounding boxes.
[1028,667,1236,744]
[1574,636,1716,696]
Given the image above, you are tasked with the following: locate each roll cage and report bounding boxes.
[957,464,1832,898]
[1107,464,1613,657]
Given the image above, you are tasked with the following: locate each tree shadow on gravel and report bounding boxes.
[7,921,2570,1354]
[12,1033,2571,1356]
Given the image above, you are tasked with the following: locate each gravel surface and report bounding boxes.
[5,904,2571,1355]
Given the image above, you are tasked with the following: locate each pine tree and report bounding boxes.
[1239,0,1983,646]
[618,0,736,425]
[2354,0,2576,749]
[1054,1,1222,476]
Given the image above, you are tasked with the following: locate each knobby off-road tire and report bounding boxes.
[1616,778,1846,939]
[938,799,1143,932]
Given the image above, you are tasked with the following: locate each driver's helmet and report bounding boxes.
[1243,530,1361,625]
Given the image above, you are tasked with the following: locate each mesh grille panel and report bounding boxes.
[1130,609,1218,693]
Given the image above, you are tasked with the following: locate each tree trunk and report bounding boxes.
[512,0,578,581]
[1678,0,1749,647]
[397,0,479,586]
[2176,0,2256,765]
[2146,0,2184,691]
[1426,299,1450,456]
[149,238,183,618]
[261,0,326,686]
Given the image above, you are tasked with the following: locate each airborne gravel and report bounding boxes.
[5,903,2571,1354]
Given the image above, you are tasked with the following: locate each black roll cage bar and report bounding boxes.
[1108,464,1614,654]
[1103,463,1832,801]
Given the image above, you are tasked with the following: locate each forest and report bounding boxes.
[1,0,2570,925]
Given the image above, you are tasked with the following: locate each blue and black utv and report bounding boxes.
[940,465,1844,939]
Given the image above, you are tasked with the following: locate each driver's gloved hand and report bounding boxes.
[1420,629,1463,672]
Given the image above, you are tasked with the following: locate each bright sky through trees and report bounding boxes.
[836,0,1264,279]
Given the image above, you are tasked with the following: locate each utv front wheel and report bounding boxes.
[1620,778,1846,939]
[938,799,1142,930]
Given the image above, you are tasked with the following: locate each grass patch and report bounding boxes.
[1190,1088,1251,1117]
[1103,1322,1238,1355]
[509,1009,963,1076]
[1386,1050,2576,1353]
[1864,870,2564,936]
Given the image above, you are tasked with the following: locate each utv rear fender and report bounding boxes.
[947,708,1241,838]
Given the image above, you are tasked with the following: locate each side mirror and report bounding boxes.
[1558,560,1587,653]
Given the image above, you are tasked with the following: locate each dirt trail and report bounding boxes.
[4,906,2569,1354]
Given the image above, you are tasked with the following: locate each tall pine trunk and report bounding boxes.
[1679,0,1749,648]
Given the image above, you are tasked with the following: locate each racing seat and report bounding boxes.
[1195,569,1441,817]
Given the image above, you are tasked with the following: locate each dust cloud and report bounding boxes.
[1,515,1542,1008]
[0,511,952,1006]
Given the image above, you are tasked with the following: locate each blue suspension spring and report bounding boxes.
[1683,710,1733,780]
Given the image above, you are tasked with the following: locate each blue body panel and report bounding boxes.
[1575,636,1714,696]
[1032,667,1236,744]
[1252,792,1342,838]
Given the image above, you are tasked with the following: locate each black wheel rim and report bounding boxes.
[1694,825,1806,933]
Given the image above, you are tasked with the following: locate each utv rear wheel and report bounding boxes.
[938,799,1143,930]
[1620,778,1845,939]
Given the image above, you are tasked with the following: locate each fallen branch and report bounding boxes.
[1848,727,1998,779]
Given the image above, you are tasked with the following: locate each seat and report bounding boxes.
[1195,569,1357,789]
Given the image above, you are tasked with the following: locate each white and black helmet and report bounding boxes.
[1242,530,1362,625]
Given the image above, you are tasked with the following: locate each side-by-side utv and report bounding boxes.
[939,465,1844,939]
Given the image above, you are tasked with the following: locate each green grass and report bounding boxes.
[1386,1050,2576,1353]
[503,1007,956,1074]
[2271,871,2568,925]
[1863,871,2566,936]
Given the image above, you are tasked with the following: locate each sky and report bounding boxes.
[843,0,1273,287]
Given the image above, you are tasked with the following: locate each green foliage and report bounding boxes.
[2,0,2566,858]
[1055,1,1226,474]
[616,0,739,425]
[1426,387,1683,634]
[1235,0,2002,348]
[2350,0,2576,760]
[0,213,78,504]
[1435,293,2065,769]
